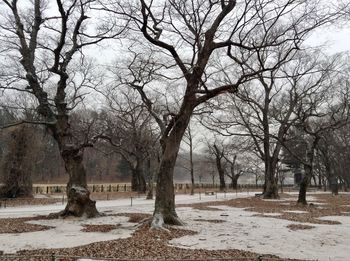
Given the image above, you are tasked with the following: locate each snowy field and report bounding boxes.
[0,192,349,261]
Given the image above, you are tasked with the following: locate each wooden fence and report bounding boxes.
[32,183,270,194]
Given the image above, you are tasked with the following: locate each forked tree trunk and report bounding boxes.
[53,147,98,218]
[213,146,226,191]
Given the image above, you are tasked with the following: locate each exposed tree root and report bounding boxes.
[150,212,184,231]
[48,186,100,219]
[297,200,308,206]
[263,191,280,199]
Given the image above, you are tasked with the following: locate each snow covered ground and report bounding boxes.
[0,192,349,261]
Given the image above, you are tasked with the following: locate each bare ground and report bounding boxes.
[179,193,350,224]
[11,224,302,261]
[0,193,348,260]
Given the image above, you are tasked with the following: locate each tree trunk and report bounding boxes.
[0,126,33,198]
[214,150,226,191]
[190,168,195,195]
[131,169,139,192]
[189,138,195,195]
[298,164,311,205]
[152,114,190,228]
[131,159,146,193]
[218,170,225,191]
[231,174,239,189]
[318,173,322,189]
[263,160,279,199]
[55,148,99,218]
[297,137,318,205]
[153,147,182,226]
[146,156,154,200]
[138,170,147,193]
[330,176,339,196]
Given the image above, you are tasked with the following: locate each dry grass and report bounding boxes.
[81,224,120,233]
[0,216,54,234]
[286,224,315,231]
[111,213,152,223]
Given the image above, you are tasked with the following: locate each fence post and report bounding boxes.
[130,197,133,206]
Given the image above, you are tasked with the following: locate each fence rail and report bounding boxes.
[30,183,294,195]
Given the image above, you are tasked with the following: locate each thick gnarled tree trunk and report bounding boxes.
[53,147,99,218]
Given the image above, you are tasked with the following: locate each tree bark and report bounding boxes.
[263,159,279,198]
[56,148,98,218]
[297,137,319,205]
[231,175,239,189]
[131,168,146,193]
[0,126,33,198]
[146,155,154,199]
[189,135,195,195]
[152,114,190,227]
[213,145,226,191]
[298,164,311,205]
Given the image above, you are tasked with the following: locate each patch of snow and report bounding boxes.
[1,192,350,261]
[312,202,328,205]
[261,199,287,202]
[0,215,134,254]
[170,206,350,261]
[283,210,309,214]
[261,213,282,216]
[316,216,349,222]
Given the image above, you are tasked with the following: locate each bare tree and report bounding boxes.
[207,141,227,191]
[282,65,350,204]
[0,125,35,198]
[0,0,125,217]
[97,89,159,193]
[180,123,202,195]
[202,50,342,198]
[101,0,342,226]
